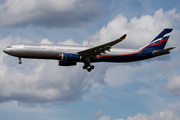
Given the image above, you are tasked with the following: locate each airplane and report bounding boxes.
[3,28,175,72]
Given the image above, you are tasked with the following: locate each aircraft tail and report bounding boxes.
[141,28,173,51]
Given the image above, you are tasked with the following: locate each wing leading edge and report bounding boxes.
[78,34,127,57]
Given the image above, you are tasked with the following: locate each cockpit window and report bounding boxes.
[7,46,12,48]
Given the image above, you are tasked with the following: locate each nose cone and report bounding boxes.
[3,48,7,53]
[3,48,10,54]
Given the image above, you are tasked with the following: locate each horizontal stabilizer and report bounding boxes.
[153,47,175,55]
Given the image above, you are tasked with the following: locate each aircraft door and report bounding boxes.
[14,45,22,53]
[49,46,53,52]
[17,45,22,51]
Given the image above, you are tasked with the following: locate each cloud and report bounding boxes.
[40,38,53,44]
[93,110,110,120]
[164,75,180,96]
[84,8,180,49]
[126,109,180,120]
[104,59,170,87]
[58,38,79,45]
[93,109,103,119]
[96,108,180,120]
[158,53,180,96]
[99,116,110,120]
[0,0,106,28]
[0,100,62,120]
[0,36,107,105]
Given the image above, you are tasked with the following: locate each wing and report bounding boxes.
[78,34,127,56]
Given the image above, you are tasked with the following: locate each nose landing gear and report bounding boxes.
[19,57,22,64]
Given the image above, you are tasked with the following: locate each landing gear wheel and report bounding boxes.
[87,68,91,72]
[83,65,87,69]
[90,65,94,70]
[83,60,94,72]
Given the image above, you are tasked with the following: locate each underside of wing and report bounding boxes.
[78,34,127,57]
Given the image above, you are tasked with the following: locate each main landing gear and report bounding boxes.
[19,57,22,64]
[82,57,95,72]
[83,63,95,72]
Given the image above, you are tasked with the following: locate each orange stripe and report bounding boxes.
[97,50,141,57]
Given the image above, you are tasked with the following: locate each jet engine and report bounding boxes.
[58,60,77,66]
[61,53,81,62]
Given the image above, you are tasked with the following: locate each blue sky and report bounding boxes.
[0,0,180,120]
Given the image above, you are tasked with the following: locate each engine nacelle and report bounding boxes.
[61,53,81,62]
[58,60,77,66]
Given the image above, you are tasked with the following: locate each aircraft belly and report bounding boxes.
[92,53,152,63]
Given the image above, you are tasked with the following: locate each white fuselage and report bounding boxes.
[3,44,139,61]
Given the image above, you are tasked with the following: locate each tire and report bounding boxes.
[91,65,94,69]
[87,68,91,72]
[83,66,87,69]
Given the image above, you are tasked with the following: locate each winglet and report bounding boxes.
[119,34,127,39]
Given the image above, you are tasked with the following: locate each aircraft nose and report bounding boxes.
[3,49,7,53]
[3,48,10,54]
